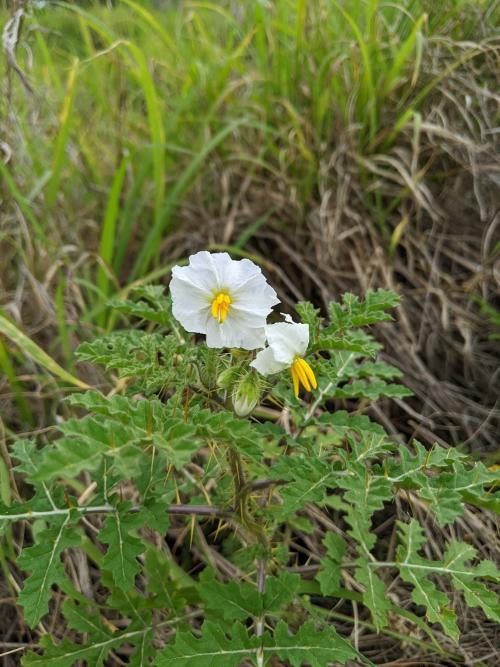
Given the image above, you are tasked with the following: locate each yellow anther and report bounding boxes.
[211,292,231,323]
[290,357,317,399]
[298,357,317,390]
[290,363,300,399]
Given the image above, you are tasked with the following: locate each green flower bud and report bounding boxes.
[217,365,241,390]
[197,346,220,390]
[232,369,261,417]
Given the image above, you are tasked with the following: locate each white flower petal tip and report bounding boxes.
[169,252,279,350]
[251,319,317,398]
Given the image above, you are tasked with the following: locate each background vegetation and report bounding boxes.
[0,0,499,664]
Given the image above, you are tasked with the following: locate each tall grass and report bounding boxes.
[0,0,494,406]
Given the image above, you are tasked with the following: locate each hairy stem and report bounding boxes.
[0,502,230,522]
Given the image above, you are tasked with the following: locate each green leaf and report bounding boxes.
[356,558,391,631]
[316,532,346,595]
[333,379,412,400]
[99,502,144,590]
[22,619,152,666]
[155,620,256,666]
[339,471,392,553]
[268,457,338,519]
[396,520,459,640]
[328,290,400,329]
[443,542,500,623]
[34,394,201,483]
[76,330,190,393]
[155,620,359,667]
[263,571,301,613]
[145,547,192,611]
[199,570,300,622]
[199,569,261,622]
[313,332,381,357]
[17,518,81,627]
[108,285,172,326]
[265,620,359,666]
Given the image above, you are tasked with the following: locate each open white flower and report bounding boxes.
[170,251,279,349]
[250,315,317,398]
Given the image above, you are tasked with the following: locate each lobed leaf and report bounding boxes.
[17,518,81,628]
[99,502,145,590]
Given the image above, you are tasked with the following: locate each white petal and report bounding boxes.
[232,274,279,317]
[265,321,309,363]
[251,346,289,376]
[171,260,214,294]
[170,271,212,333]
[190,251,234,291]
[205,318,265,350]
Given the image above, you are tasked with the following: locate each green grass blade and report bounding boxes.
[381,14,426,99]
[96,155,129,327]
[123,41,166,227]
[120,0,179,52]
[131,118,247,279]
[0,161,49,246]
[54,279,73,369]
[0,313,89,390]
[0,339,34,426]
[113,151,154,276]
[331,1,377,142]
[44,60,79,211]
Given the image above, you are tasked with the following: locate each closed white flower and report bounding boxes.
[250,316,317,398]
[170,251,279,350]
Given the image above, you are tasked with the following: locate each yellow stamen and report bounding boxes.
[290,357,317,398]
[298,357,317,390]
[211,292,231,323]
[293,358,311,392]
[291,363,300,399]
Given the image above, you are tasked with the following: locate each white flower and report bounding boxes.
[170,251,279,350]
[250,315,317,398]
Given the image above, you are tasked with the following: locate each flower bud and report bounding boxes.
[217,366,241,390]
[232,369,261,417]
[197,346,220,390]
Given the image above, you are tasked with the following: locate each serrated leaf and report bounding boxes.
[265,620,360,666]
[418,484,464,526]
[33,394,202,484]
[396,520,459,640]
[76,330,190,394]
[199,569,261,621]
[356,558,391,631]
[155,620,360,667]
[10,439,41,480]
[263,571,301,612]
[339,471,392,553]
[268,457,338,519]
[316,532,346,595]
[318,410,386,437]
[334,379,412,400]
[17,518,81,627]
[155,620,256,666]
[144,547,192,611]
[199,569,300,623]
[328,290,400,329]
[313,332,381,357]
[108,289,171,325]
[22,622,152,666]
[100,503,144,590]
[442,541,500,623]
